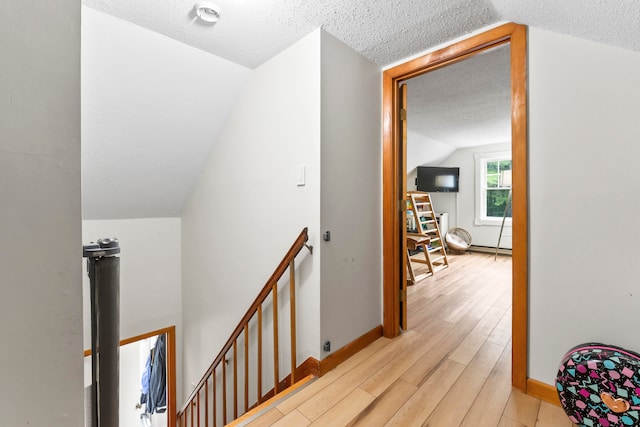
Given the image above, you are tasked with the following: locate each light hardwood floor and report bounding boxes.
[245,252,572,426]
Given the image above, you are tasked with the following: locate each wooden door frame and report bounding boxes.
[382,23,528,391]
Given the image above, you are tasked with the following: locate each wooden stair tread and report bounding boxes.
[227,375,317,426]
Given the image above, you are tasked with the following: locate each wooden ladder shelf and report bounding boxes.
[406,191,449,282]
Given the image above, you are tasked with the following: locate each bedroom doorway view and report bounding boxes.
[382,23,528,390]
[402,42,513,345]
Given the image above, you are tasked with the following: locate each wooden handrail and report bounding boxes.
[178,227,311,425]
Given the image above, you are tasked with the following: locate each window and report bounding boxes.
[475,151,512,225]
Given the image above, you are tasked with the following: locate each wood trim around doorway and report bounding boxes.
[381,23,528,392]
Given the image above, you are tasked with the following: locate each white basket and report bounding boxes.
[445,228,472,252]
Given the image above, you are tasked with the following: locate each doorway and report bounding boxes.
[381,23,528,391]
[83,326,177,427]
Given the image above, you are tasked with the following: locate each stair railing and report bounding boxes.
[178,227,312,427]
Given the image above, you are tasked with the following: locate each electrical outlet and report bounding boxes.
[323,340,331,352]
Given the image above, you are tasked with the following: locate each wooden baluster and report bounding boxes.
[257,304,263,404]
[233,340,238,419]
[205,379,209,427]
[190,398,194,427]
[213,369,217,427]
[222,356,227,425]
[273,282,279,394]
[244,323,249,412]
[176,229,309,426]
[289,259,296,385]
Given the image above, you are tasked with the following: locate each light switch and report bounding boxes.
[296,164,305,186]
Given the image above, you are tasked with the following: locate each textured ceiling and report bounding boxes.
[407,44,511,148]
[82,0,499,68]
[82,0,640,69]
[492,0,640,55]
[80,0,640,219]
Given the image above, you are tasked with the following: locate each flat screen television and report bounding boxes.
[416,166,460,193]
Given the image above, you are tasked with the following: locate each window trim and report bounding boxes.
[475,151,512,226]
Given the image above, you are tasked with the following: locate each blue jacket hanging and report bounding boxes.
[139,351,152,406]
[147,334,167,414]
[139,334,167,414]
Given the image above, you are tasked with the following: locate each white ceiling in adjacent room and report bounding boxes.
[406,44,511,149]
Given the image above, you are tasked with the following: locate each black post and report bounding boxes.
[83,238,120,427]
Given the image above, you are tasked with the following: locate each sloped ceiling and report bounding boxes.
[81,0,640,219]
[82,0,640,68]
[81,7,250,219]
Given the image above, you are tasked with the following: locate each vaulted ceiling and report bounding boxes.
[81,0,640,219]
[83,0,640,69]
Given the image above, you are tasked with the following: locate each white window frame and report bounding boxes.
[474,151,512,226]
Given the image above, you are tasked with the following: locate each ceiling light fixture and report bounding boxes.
[194,2,222,23]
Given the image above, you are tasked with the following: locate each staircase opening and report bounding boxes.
[178,228,314,426]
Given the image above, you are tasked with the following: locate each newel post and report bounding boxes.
[83,238,121,427]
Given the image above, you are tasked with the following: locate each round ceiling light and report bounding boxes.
[194,2,222,23]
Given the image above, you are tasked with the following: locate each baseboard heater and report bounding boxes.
[468,245,512,256]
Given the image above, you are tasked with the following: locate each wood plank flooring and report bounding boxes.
[245,252,573,426]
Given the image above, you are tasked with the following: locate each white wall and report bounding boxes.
[429,142,512,248]
[82,218,183,399]
[119,342,150,427]
[406,130,457,190]
[319,32,382,354]
[181,30,322,398]
[528,28,640,384]
[0,1,83,424]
